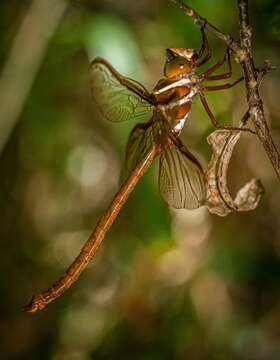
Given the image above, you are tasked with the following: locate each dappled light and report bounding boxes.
[0,1,280,359]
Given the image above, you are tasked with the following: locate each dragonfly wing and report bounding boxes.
[125,121,155,172]
[159,143,206,209]
[125,110,163,172]
[90,58,153,123]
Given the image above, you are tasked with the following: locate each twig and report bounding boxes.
[169,0,242,54]
[237,0,280,181]
[171,0,280,181]
[238,0,252,51]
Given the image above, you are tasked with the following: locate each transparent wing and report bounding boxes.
[125,110,163,172]
[90,58,153,123]
[125,121,154,172]
[159,144,206,209]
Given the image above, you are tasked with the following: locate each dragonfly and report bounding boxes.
[25,28,252,312]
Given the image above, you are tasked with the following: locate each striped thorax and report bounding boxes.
[152,47,200,134]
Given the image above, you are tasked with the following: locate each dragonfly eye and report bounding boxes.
[164,57,191,78]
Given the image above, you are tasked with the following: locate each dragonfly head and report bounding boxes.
[164,48,198,79]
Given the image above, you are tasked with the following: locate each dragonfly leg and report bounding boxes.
[200,48,233,80]
[199,93,256,134]
[198,26,212,66]
[198,26,206,58]
[199,75,244,92]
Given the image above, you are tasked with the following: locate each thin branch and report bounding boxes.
[237,0,280,181]
[256,60,276,86]
[170,0,242,54]
[171,0,280,181]
[238,0,252,51]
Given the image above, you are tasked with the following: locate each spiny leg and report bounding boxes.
[198,26,207,58]
[200,48,233,81]
[199,75,244,92]
[198,26,212,66]
[199,93,256,134]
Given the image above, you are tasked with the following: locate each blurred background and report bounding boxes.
[0,0,280,359]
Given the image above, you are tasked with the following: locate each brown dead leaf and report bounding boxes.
[205,128,264,216]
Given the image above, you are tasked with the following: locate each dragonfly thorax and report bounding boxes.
[153,78,197,134]
[150,47,200,133]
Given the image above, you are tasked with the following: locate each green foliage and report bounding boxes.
[0,1,280,359]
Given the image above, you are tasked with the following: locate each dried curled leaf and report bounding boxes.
[205,129,264,216]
